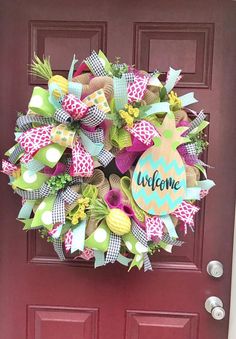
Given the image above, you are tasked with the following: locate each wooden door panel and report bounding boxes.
[133,22,214,88]
[27,306,98,339]
[125,311,198,339]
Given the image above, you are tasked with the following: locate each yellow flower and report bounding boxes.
[168,91,181,110]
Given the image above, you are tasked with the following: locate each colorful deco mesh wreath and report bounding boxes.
[1,51,215,271]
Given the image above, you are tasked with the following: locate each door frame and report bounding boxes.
[228,205,236,339]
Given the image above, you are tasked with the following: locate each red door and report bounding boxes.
[1,1,236,339]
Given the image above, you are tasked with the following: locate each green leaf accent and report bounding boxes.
[29,54,53,81]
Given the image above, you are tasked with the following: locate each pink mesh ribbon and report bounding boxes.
[171,201,200,234]
[18,125,53,156]
[62,94,88,120]
[70,140,94,177]
[127,74,149,102]
[145,216,165,241]
[1,160,18,175]
[115,150,140,174]
[126,120,159,146]
[44,162,67,176]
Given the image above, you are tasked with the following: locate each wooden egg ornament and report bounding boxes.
[131,111,190,216]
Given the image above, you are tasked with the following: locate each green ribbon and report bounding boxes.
[110,126,132,149]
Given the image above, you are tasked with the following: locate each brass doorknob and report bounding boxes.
[205,297,225,320]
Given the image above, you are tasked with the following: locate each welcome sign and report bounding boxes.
[131,144,187,216]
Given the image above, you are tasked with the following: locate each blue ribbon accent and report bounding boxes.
[139,102,170,118]
[165,67,182,93]
[79,130,104,156]
[197,179,215,191]
[184,187,201,200]
[68,81,82,99]
[179,92,198,107]
[71,219,87,253]
[160,214,178,239]
[117,254,132,266]
[18,200,35,219]
[94,250,105,268]
[68,54,78,81]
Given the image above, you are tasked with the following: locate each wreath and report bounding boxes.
[1,50,215,271]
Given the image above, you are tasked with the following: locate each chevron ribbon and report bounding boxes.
[143,253,153,272]
[105,232,121,264]
[8,144,24,164]
[53,238,66,261]
[85,50,107,76]
[16,115,55,131]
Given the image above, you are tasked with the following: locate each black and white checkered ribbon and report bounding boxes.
[16,115,54,131]
[80,128,104,143]
[52,186,80,224]
[97,149,114,167]
[143,253,153,272]
[131,220,148,247]
[186,110,206,135]
[54,108,73,124]
[52,195,65,224]
[85,50,107,77]
[162,233,184,246]
[124,72,135,83]
[15,183,51,200]
[185,143,197,156]
[81,106,106,127]
[8,144,24,164]
[105,232,121,264]
[61,186,80,204]
[53,238,66,261]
